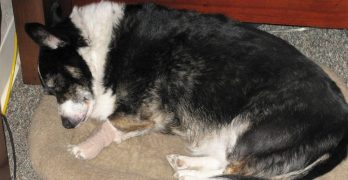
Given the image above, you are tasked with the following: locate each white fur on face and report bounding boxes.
[70,2,125,120]
[59,100,89,123]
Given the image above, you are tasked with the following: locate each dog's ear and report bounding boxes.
[48,1,63,26]
[25,23,66,49]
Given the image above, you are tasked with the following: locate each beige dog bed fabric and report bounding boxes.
[29,65,348,180]
[29,97,187,180]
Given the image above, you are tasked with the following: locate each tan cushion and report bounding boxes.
[29,65,348,180]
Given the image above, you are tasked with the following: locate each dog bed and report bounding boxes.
[29,65,348,180]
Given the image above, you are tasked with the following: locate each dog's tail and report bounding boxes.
[216,119,348,180]
[299,125,348,180]
[215,152,336,180]
[215,175,265,180]
[215,155,328,180]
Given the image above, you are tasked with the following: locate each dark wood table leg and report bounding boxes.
[12,0,46,85]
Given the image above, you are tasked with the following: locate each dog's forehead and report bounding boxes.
[38,48,83,77]
[38,50,61,74]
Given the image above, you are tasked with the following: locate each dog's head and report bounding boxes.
[25,19,95,129]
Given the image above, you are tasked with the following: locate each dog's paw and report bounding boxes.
[173,169,222,180]
[68,145,86,160]
[174,170,201,180]
[110,125,123,144]
[113,135,122,144]
[167,154,188,170]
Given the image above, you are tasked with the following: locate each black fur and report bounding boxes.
[25,21,92,104]
[108,4,348,178]
[26,3,348,179]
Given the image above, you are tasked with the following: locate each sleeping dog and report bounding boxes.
[25,1,347,179]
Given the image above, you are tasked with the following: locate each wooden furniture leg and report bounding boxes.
[12,0,45,84]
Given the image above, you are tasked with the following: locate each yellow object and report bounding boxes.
[1,33,18,115]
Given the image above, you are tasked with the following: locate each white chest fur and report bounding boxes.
[70,2,125,120]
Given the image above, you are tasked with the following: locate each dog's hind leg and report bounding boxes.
[167,154,223,171]
[174,169,224,180]
[167,154,227,179]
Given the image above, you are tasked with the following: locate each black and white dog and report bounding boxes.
[25,1,347,179]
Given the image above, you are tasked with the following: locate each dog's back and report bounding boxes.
[113,4,348,179]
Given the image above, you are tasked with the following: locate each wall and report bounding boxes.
[0,0,20,112]
[1,0,13,39]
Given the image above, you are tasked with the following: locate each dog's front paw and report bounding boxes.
[68,145,87,160]
[167,154,188,170]
[113,134,123,144]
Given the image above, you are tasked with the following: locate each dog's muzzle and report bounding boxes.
[58,100,90,129]
[61,116,80,129]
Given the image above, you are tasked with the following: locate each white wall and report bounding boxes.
[1,0,13,40]
[0,0,20,112]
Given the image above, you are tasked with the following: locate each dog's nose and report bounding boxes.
[61,117,77,129]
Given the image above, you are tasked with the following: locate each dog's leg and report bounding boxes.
[69,116,155,160]
[68,120,122,160]
[174,169,224,180]
[109,115,155,141]
[167,154,225,179]
[110,115,154,133]
[167,154,223,171]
